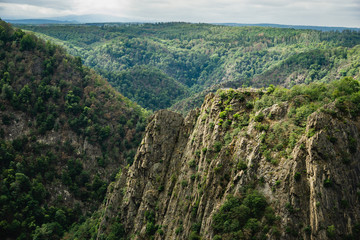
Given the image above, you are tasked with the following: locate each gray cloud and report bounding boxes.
[0,0,72,10]
[0,0,359,27]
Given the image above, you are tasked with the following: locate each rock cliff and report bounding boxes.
[97,85,360,240]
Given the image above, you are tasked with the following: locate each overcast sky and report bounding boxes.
[0,0,359,27]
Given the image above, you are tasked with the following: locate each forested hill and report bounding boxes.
[0,20,148,239]
[19,22,360,112]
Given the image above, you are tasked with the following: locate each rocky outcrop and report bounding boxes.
[98,89,360,240]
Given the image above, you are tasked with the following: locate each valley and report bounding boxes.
[0,19,360,239]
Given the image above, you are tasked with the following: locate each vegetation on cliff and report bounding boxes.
[2,19,360,240]
[92,77,360,240]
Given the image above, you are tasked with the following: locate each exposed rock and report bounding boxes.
[98,89,360,240]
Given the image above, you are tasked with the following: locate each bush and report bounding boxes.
[246,101,254,109]
[323,178,332,188]
[145,222,156,236]
[213,141,222,152]
[254,112,265,122]
[189,231,201,240]
[212,190,270,239]
[219,111,227,119]
[254,123,269,132]
[188,159,196,168]
[20,34,36,51]
[175,226,183,235]
[327,225,336,238]
[237,160,247,171]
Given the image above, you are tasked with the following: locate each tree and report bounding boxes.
[20,34,36,51]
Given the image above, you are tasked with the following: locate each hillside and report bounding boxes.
[84,77,360,240]
[18,23,360,112]
[0,20,149,239]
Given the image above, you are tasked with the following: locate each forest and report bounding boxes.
[1,19,360,239]
[0,20,148,239]
[19,23,360,112]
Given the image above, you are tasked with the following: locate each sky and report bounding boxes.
[0,0,359,27]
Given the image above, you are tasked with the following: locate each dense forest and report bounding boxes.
[20,23,360,112]
[0,20,148,239]
[2,19,360,239]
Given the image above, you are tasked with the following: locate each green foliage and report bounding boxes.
[327,225,336,238]
[212,190,274,239]
[237,160,247,171]
[188,159,197,168]
[213,141,223,153]
[21,23,360,113]
[307,128,316,138]
[254,123,269,132]
[20,34,36,51]
[107,221,125,240]
[0,20,150,240]
[254,112,265,122]
[144,210,159,236]
[100,66,189,111]
[175,225,183,235]
[219,111,227,119]
[324,178,333,188]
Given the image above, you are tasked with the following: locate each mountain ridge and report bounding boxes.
[84,79,360,239]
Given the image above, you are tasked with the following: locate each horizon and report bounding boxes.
[3,17,360,30]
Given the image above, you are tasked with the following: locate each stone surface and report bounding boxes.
[98,90,360,240]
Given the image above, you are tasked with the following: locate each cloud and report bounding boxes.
[0,0,72,10]
[124,0,360,26]
[0,0,359,27]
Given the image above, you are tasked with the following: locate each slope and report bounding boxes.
[18,23,360,112]
[95,77,360,240]
[0,20,149,240]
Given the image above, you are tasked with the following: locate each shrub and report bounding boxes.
[20,34,36,51]
[212,191,270,239]
[213,141,222,152]
[246,101,253,109]
[219,111,227,119]
[145,222,157,236]
[254,123,269,132]
[189,231,201,240]
[324,178,332,188]
[327,225,336,238]
[188,159,196,168]
[175,226,183,235]
[304,225,311,234]
[158,185,164,192]
[307,128,316,138]
[349,137,357,153]
[181,180,188,187]
[237,160,247,171]
[254,112,265,122]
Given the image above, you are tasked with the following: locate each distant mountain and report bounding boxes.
[52,14,142,23]
[217,23,360,32]
[5,14,147,25]
[5,19,78,24]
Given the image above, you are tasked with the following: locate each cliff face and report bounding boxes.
[98,87,360,240]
